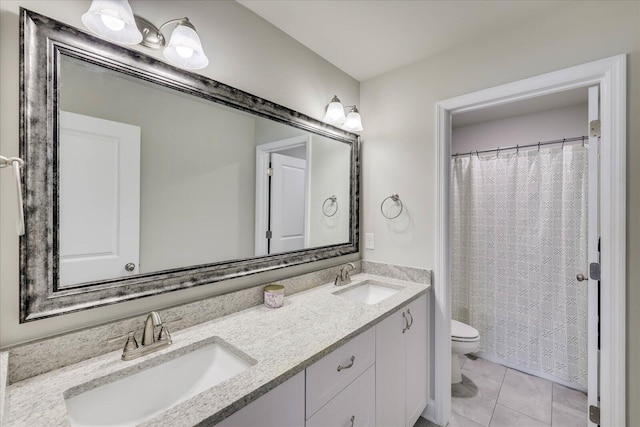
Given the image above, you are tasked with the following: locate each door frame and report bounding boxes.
[433,55,626,426]
[255,135,311,256]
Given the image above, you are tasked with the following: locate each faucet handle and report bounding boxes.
[123,331,139,352]
[157,324,172,344]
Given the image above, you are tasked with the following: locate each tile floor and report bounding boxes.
[420,355,588,427]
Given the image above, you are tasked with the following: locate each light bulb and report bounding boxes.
[175,46,194,59]
[100,14,125,31]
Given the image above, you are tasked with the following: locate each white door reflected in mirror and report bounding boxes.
[59,111,141,288]
[269,152,307,254]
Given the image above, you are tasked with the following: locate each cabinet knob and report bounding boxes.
[576,273,587,282]
[125,262,136,272]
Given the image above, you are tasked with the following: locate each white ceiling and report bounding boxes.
[237,0,565,82]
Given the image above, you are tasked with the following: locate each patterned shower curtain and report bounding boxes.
[451,145,588,388]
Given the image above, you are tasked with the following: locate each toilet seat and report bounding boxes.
[451,319,479,342]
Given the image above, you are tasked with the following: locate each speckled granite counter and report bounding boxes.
[3,273,429,426]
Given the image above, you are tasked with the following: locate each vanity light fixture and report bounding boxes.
[82,0,209,70]
[323,95,363,132]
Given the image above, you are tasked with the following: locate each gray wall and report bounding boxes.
[0,0,359,347]
[360,1,639,420]
[452,104,588,154]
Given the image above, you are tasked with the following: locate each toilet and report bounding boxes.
[451,319,480,383]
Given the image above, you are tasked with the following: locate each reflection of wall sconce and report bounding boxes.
[323,95,364,132]
[82,0,209,70]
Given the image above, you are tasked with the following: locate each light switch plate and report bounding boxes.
[365,233,374,250]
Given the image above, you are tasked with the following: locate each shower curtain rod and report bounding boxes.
[451,135,587,158]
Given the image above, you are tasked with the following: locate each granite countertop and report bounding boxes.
[3,273,429,426]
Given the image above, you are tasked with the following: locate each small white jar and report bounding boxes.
[264,284,284,308]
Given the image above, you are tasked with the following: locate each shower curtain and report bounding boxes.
[451,145,588,388]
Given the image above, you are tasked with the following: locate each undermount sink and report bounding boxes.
[333,280,402,305]
[64,338,255,427]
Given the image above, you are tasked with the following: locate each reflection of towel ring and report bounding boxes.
[381,194,403,219]
[322,195,338,217]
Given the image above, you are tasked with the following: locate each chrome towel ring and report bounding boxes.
[322,195,338,217]
[381,193,403,219]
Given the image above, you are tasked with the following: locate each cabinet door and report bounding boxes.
[306,365,376,427]
[375,309,407,427]
[405,294,429,427]
[216,371,305,427]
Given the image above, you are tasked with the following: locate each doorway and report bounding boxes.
[255,135,311,256]
[432,55,626,427]
[448,88,592,426]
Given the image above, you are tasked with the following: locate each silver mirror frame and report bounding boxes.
[19,8,360,322]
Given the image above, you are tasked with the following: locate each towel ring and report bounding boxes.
[0,155,25,235]
[381,194,403,219]
[322,195,338,217]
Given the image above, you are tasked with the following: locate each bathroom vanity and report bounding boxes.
[1,273,429,426]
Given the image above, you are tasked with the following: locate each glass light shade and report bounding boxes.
[163,23,209,70]
[324,99,346,125]
[81,0,142,45]
[343,108,363,132]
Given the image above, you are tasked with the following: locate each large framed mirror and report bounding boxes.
[19,9,359,322]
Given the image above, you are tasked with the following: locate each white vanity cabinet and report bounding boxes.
[375,294,429,427]
[216,292,428,427]
[216,371,305,427]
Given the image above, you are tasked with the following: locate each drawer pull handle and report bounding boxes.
[337,355,355,371]
[402,312,409,333]
[407,309,414,329]
[350,415,355,426]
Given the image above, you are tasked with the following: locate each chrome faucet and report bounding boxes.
[335,263,356,286]
[121,311,172,361]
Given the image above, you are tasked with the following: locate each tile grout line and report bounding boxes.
[498,369,554,425]
[488,367,507,426]
[550,382,555,426]
[463,358,581,427]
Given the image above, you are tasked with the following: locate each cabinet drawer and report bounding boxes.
[306,327,375,418]
[306,365,375,427]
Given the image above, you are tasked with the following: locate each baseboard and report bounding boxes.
[422,398,437,424]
